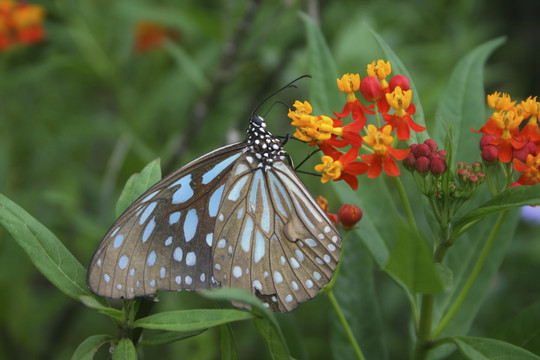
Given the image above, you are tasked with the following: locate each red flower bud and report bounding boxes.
[457,168,469,181]
[327,212,339,227]
[481,145,498,163]
[413,144,431,158]
[430,158,447,176]
[403,152,417,171]
[339,204,363,230]
[360,76,383,102]
[388,74,410,92]
[472,161,482,172]
[456,161,466,170]
[424,139,438,152]
[438,150,447,159]
[512,141,537,162]
[479,134,496,149]
[415,156,430,174]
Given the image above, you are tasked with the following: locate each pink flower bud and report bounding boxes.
[388,74,410,92]
[415,156,430,174]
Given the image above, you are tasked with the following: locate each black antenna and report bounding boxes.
[250,75,312,118]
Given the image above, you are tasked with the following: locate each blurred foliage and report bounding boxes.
[0,0,539,359]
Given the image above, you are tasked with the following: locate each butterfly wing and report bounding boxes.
[87,142,247,299]
[212,157,341,312]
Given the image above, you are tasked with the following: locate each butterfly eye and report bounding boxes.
[87,86,341,312]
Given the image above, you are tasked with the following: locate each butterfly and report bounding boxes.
[87,82,342,312]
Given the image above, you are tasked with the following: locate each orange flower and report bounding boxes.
[512,153,540,186]
[135,21,177,52]
[314,148,368,190]
[488,110,525,163]
[361,124,410,178]
[334,73,373,127]
[0,0,45,51]
[382,86,425,140]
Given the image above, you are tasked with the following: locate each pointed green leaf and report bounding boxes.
[385,223,444,295]
[138,330,206,347]
[254,318,291,360]
[133,309,254,331]
[453,184,540,238]
[299,12,341,115]
[71,334,114,360]
[491,300,540,350]
[452,336,540,360]
[115,158,161,217]
[433,37,505,164]
[0,193,92,301]
[220,324,239,360]
[80,295,125,322]
[112,338,137,360]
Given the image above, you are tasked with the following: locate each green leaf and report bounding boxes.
[80,295,125,322]
[201,288,290,359]
[133,309,254,331]
[452,336,540,360]
[433,37,506,164]
[0,193,92,301]
[220,324,239,360]
[138,330,206,347]
[366,24,427,144]
[453,184,540,238]
[115,158,161,217]
[491,300,540,350]
[112,338,137,360]
[254,317,291,360]
[299,12,341,115]
[71,334,114,360]
[385,223,444,295]
[331,234,387,360]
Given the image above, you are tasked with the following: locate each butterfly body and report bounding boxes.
[88,114,341,312]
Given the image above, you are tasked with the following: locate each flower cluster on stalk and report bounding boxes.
[288,60,427,191]
[0,0,45,51]
[473,92,540,186]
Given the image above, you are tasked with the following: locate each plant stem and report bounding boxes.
[327,290,366,360]
[431,210,508,338]
[414,294,434,360]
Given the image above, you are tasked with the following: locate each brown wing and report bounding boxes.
[87,143,246,299]
[212,157,342,312]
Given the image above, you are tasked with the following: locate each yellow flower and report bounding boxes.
[315,156,343,183]
[486,92,515,112]
[367,60,392,80]
[385,86,412,117]
[363,124,394,155]
[336,73,360,94]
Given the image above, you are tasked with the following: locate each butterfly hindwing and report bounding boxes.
[87,143,246,299]
[212,157,341,312]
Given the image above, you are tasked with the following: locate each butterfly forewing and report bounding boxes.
[212,157,341,312]
[87,143,246,299]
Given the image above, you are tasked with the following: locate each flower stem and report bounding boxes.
[327,290,366,360]
[431,210,509,338]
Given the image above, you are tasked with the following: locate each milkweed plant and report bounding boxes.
[0,8,539,360]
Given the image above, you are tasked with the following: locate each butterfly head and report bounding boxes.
[246,114,287,171]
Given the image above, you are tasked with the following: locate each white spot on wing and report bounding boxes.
[228,175,249,201]
[173,247,183,262]
[147,251,157,267]
[139,201,157,225]
[171,175,193,204]
[233,266,242,278]
[241,217,253,252]
[142,217,156,243]
[186,252,196,266]
[113,234,124,249]
[253,230,265,263]
[202,153,242,184]
[208,185,225,217]
[118,255,128,269]
[183,209,198,242]
[169,211,181,225]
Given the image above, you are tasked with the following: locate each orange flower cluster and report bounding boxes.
[0,0,45,51]
[473,93,540,186]
[288,60,426,189]
[134,21,178,53]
